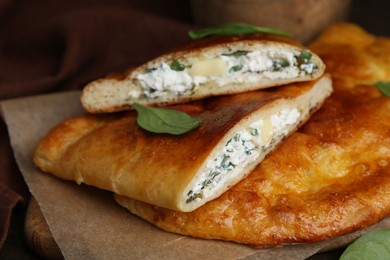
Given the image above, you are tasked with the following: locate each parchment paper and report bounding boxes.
[1,91,389,259]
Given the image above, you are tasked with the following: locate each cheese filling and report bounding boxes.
[186,108,301,203]
[135,50,317,99]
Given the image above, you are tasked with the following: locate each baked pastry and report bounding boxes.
[309,23,390,88]
[81,34,326,113]
[33,75,332,212]
[114,23,390,247]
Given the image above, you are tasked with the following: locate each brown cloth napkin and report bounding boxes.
[0,0,194,250]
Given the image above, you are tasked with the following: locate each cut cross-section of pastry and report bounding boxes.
[34,75,332,212]
[81,34,326,113]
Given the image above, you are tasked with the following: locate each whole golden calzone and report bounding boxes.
[81,33,325,113]
[34,75,332,212]
[115,23,390,247]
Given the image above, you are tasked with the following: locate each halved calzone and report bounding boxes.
[81,34,325,113]
[34,75,332,212]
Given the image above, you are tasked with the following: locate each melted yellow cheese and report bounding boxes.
[189,58,228,77]
[261,118,274,144]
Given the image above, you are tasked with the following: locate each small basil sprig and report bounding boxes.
[188,23,291,39]
[374,81,390,97]
[133,103,202,135]
[340,230,390,260]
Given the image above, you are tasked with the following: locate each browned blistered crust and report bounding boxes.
[309,23,390,88]
[116,83,390,247]
[34,79,318,211]
[115,23,390,247]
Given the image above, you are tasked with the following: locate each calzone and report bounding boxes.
[81,33,326,113]
[34,75,332,212]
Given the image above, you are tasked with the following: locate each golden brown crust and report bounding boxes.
[309,23,390,88]
[34,78,329,212]
[116,84,390,248]
[115,23,390,247]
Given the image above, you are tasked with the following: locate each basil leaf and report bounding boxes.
[188,23,291,39]
[340,230,390,260]
[374,81,390,97]
[133,103,202,135]
[170,59,186,71]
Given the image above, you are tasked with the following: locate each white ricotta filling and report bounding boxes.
[136,63,193,98]
[135,50,316,99]
[186,108,301,203]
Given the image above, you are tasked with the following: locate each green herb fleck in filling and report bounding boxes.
[223,50,250,57]
[230,64,243,72]
[186,191,203,203]
[221,155,231,168]
[251,128,259,136]
[170,59,186,71]
[273,59,290,70]
[146,67,157,73]
[298,50,312,63]
[295,50,317,74]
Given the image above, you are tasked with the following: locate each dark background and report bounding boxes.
[0,0,389,259]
